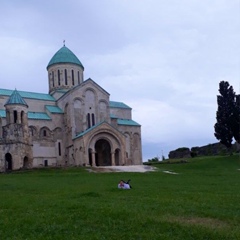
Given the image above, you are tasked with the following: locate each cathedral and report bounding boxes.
[0,44,142,172]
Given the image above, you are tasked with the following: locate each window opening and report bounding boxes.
[14,110,17,123]
[58,142,61,156]
[87,113,91,128]
[44,160,48,167]
[65,69,67,85]
[72,70,74,85]
[78,71,80,84]
[58,70,61,85]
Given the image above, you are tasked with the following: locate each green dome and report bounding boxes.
[47,46,84,69]
[5,89,28,107]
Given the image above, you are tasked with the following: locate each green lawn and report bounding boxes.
[0,155,239,239]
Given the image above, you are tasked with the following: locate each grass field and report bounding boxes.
[0,155,239,239]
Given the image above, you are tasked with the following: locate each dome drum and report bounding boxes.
[47,46,84,93]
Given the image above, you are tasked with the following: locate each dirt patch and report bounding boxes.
[166,215,229,229]
[162,170,178,174]
[85,165,157,173]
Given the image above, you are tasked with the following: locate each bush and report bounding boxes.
[148,157,160,163]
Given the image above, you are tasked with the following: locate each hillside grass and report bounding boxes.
[0,155,239,239]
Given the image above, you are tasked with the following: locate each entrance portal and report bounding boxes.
[23,156,28,169]
[95,139,111,166]
[5,153,12,171]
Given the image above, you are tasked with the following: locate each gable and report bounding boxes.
[56,78,110,103]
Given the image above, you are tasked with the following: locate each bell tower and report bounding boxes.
[2,89,32,170]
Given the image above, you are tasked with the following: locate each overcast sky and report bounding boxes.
[0,0,239,160]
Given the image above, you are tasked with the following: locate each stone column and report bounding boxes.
[111,151,115,166]
[17,112,21,124]
[9,111,14,124]
[91,151,96,166]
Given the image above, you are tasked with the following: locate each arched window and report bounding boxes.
[92,113,95,126]
[58,142,61,156]
[87,113,91,128]
[43,130,47,137]
[78,71,80,84]
[44,160,48,167]
[58,70,61,85]
[52,71,55,87]
[72,70,74,85]
[65,69,67,85]
[14,110,17,123]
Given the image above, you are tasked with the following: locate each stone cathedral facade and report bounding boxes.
[0,45,142,172]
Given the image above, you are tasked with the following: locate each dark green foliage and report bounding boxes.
[214,81,240,148]
[231,94,240,143]
[190,151,197,158]
[175,147,189,151]
[148,156,160,162]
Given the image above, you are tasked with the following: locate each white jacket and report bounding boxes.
[118,183,131,189]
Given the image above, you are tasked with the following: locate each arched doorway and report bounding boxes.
[5,153,12,171]
[95,139,111,166]
[23,156,28,169]
[44,160,48,167]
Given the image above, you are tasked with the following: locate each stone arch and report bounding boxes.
[73,97,83,108]
[29,126,37,137]
[73,98,83,133]
[88,134,116,152]
[53,127,62,140]
[23,156,29,169]
[84,87,96,96]
[5,153,12,171]
[85,88,96,108]
[85,88,97,128]
[40,127,51,138]
[87,128,125,166]
[95,139,111,166]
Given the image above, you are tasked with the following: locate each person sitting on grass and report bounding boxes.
[118,179,132,189]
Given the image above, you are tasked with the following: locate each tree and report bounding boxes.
[231,94,240,143]
[214,81,240,148]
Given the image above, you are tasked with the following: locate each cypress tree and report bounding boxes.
[214,81,238,148]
